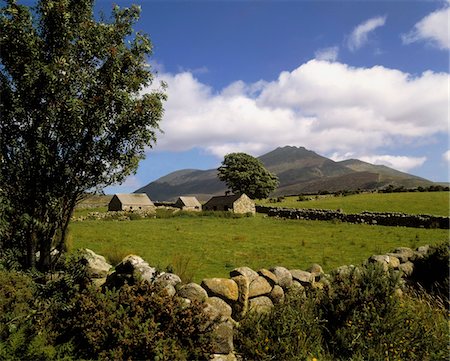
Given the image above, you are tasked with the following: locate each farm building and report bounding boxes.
[108,193,155,211]
[203,193,255,214]
[175,196,202,211]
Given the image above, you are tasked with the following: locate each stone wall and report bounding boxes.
[82,244,439,361]
[256,206,450,229]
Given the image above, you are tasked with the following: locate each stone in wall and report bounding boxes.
[105,254,157,288]
[177,282,208,302]
[249,296,274,313]
[269,285,285,305]
[201,278,239,302]
[290,269,315,287]
[258,268,278,287]
[81,248,112,279]
[231,275,249,320]
[248,276,272,298]
[270,266,293,289]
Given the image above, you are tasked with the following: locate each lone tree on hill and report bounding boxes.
[218,153,279,199]
[0,0,165,271]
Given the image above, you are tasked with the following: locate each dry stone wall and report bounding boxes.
[256,206,450,229]
[81,243,439,361]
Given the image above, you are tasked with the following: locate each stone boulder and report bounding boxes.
[104,255,158,288]
[177,283,208,302]
[249,296,274,313]
[81,249,112,279]
[205,297,233,321]
[290,269,314,286]
[230,267,259,282]
[201,278,239,302]
[270,266,293,289]
[249,276,272,298]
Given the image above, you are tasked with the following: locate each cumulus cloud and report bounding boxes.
[358,155,427,172]
[314,46,339,61]
[347,16,387,51]
[443,150,450,162]
[402,4,450,50]
[143,59,447,164]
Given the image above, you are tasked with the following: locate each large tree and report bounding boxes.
[218,153,279,199]
[0,0,165,271]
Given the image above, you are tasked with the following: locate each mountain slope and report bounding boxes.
[135,146,434,201]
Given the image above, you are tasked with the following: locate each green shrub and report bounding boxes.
[409,242,449,305]
[235,263,448,360]
[234,289,326,360]
[50,282,215,360]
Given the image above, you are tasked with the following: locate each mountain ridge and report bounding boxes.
[135,146,434,201]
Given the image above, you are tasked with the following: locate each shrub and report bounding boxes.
[409,242,449,305]
[320,263,448,360]
[234,289,326,360]
[50,282,216,360]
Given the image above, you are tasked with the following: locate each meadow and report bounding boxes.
[70,213,448,283]
[258,191,450,216]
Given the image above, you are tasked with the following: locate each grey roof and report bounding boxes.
[203,194,244,207]
[113,193,154,206]
[177,196,201,208]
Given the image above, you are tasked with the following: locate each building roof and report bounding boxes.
[177,196,201,208]
[204,193,244,207]
[113,193,154,206]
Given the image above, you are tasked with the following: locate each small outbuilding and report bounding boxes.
[108,193,155,211]
[203,193,255,214]
[175,196,202,211]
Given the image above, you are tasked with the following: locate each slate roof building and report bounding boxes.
[108,193,155,211]
[203,193,255,214]
[175,196,202,211]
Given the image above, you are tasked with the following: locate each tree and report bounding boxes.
[218,153,279,199]
[0,0,166,271]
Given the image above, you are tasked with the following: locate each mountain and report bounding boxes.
[135,146,434,201]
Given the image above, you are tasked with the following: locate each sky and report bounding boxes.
[43,1,450,192]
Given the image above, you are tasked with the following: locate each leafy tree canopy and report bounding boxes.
[0,0,165,270]
[218,153,279,199]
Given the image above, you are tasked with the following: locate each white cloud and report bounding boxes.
[358,155,427,172]
[314,46,339,61]
[347,16,387,51]
[443,150,450,162]
[143,59,448,166]
[402,4,450,50]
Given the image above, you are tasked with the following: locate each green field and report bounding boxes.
[258,191,450,216]
[70,214,448,283]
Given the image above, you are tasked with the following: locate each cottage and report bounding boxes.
[175,196,202,211]
[108,193,155,211]
[203,193,255,214]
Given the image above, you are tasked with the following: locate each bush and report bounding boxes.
[50,282,215,360]
[409,242,449,305]
[235,263,448,360]
[235,289,326,360]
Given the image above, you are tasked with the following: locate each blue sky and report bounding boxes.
[71,1,450,191]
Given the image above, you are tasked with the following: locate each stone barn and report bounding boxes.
[203,193,255,214]
[175,196,202,211]
[108,193,155,211]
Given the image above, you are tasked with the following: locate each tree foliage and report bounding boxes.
[0,0,165,270]
[218,152,279,199]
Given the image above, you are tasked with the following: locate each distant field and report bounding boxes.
[70,215,448,283]
[258,191,450,216]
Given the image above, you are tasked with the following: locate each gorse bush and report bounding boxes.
[408,242,449,305]
[235,289,326,360]
[50,282,215,360]
[0,253,216,361]
[234,263,448,361]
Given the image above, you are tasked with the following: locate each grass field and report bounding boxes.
[258,191,450,216]
[70,214,449,283]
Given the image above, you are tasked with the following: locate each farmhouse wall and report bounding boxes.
[256,206,450,229]
[84,243,439,360]
[233,195,256,214]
